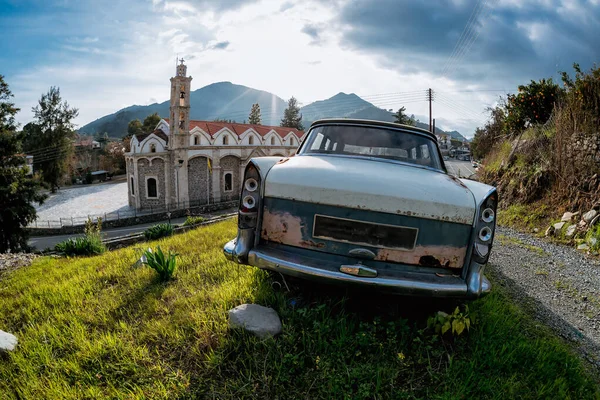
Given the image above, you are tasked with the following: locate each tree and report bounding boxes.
[26,87,79,192]
[0,75,46,252]
[470,105,507,160]
[504,78,562,135]
[393,106,416,126]
[248,103,261,125]
[126,119,143,139]
[99,142,126,173]
[142,113,161,133]
[280,97,304,130]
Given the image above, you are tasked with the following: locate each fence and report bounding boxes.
[30,197,240,229]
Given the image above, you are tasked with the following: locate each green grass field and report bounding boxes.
[0,219,598,399]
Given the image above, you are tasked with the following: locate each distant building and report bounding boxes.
[125,60,305,210]
[436,133,451,152]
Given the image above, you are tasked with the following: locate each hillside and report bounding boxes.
[79,82,288,137]
[79,83,468,141]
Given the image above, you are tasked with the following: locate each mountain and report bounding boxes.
[300,92,469,141]
[79,82,468,142]
[79,82,288,137]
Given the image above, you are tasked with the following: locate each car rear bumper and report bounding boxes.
[223,236,490,299]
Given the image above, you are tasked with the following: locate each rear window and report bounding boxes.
[299,124,442,170]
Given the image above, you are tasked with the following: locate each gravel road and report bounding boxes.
[490,226,600,368]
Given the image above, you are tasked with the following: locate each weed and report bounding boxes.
[183,216,206,226]
[141,246,178,281]
[143,223,174,240]
[55,217,106,256]
[427,305,471,336]
[535,269,549,276]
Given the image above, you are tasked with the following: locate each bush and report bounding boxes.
[55,218,105,256]
[144,223,174,240]
[141,246,178,281]
[183,216,206,226]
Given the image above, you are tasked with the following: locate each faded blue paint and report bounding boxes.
[262,197,472,245]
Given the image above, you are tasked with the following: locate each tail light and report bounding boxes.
[473,190,497,264]
[239,164,260,229]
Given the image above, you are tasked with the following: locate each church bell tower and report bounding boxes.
[169,58,192,149]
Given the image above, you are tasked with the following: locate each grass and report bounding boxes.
[496,233,549,256]
[0,219,599,399]
[498,203,552,232]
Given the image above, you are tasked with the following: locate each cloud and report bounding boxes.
[280,1,295,12]
[211,40,230,50]
[326,0,600,86]
[301,23,323,45]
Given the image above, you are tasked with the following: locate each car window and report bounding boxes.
[300,125,442,170]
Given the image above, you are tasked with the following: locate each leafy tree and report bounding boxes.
[126,119,143,138]
[280,97,304,130]
[0,75,46,252]
[26,87,79,192]
[142,113,161,133]
[560,63,600,123]
[393,106,416,126]
[248,103,261,125]
[504,78,562,135]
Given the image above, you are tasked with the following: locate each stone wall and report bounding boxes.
[565,132,600,169]
[137,158,166,209]
[220,155,241,202]
[188,156,211,204]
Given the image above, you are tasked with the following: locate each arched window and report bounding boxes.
[147,177,158,198]
[130,176,135,195]
[150,143,156,153]
[223,135,229,145]
[249,136,254,145]
[270,136,275,145]
[224,172,233,192]
[194,136,199,145]
[290,137,294,146]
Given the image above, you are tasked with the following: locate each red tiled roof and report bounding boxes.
[163,119,304,139]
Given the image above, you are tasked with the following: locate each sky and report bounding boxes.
[1,0,600,138]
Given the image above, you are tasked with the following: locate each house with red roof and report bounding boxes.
[126,60,305,210]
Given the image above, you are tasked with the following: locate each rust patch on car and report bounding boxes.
[299,240,326,248]
[376,245,466,269]
[261,209,305,245]
[276,157,290,165]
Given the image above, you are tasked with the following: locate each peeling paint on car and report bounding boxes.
[376,246,466,269]
[261,209,306,245]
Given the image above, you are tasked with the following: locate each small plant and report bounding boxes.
[144,223,174,240]
[141,246,178,281]
[55,218,105,256]
[427,305,471,337]
[183,216,206,226]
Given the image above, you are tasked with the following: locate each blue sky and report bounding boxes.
[2,0,600,137]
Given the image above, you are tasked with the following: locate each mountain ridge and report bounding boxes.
[79,82,468,142]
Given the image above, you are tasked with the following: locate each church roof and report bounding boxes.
[164,119,304,138]
[133,129,169,144]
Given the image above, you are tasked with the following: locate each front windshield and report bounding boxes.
[299,124,443,170]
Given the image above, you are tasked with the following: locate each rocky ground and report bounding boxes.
[490,226,600,368]
[0,253,38,276]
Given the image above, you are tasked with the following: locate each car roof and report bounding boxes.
[309,118,436,140]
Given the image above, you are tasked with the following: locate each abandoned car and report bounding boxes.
[224,119,497,298]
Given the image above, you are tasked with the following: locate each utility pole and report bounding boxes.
[432,118,436,135]
[428,88,433,133]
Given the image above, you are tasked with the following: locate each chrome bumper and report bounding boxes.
[223,234,491,299]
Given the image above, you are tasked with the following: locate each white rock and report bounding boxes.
[565,224,577,238]
[0,330,17,352]
[554,222,566,231]
[562,212,580,222]
[578,244,590,251]
[228,304,282,339]
[583,210,598,223]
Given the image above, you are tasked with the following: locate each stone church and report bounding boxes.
[126,60,305,210]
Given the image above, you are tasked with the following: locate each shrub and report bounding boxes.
[141,246,178,281]
[55,218,105,256]
[144,223,174,240]
[427,305,471,337]
[183,216,206,226]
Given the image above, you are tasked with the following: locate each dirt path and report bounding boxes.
[489,226,600,368]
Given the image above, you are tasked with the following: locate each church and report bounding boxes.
[125,60,305,210]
